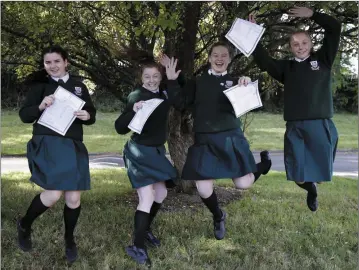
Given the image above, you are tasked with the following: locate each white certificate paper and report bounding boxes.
[225,18,265,57]
[128,98,164,134]
[223,80,262,118]
[38,86,85,136]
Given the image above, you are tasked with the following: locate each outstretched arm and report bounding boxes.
[288,6,341,67]
[249,14,286,83]
[164,57,196,111]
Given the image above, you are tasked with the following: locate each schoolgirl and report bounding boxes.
[250,6,341,211]
[17,45,96,263]
[166,43,272,240]
[115,59,181,266]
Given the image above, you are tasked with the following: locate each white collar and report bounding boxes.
[142,85,159,93]
[294,56,310,62]
[51,73,69,83]
[208,69,227,76]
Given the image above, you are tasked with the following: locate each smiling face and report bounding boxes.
[43,52,68,78]
[208,45,231,73]
[141,67,162,92]
[290,32,313,60]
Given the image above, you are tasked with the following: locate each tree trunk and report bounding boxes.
[167,2,202,194]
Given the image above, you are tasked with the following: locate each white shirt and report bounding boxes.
[208,69,228,76]
[51,73,69,83]
[294,56,310,62]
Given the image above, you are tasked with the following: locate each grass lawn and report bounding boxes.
[2,169,357,269]
[1,111,357,155]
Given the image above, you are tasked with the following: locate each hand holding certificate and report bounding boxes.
[38,86,85,136]
[128,98,164,134]
[225,18,265,57]
[223,80,262,118]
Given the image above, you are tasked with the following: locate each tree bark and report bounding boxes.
[167,2,202,194]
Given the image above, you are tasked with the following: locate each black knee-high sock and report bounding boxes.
[296,182,317,196]
[20,194,49,229]
[64,204,81,245]
[200,192,222,221]
[148,202,162,231]
[254,161,271,181]
[134,210,150,249]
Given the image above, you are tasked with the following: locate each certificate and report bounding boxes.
[128,98,164,134]
[37,86,85,135]
[223,80,262,118]
[225,18,265,57]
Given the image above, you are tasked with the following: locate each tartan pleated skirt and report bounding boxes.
[182,128,257,180]
[284,118,338,182]
[123,139,177,189]
[27,135,91,190]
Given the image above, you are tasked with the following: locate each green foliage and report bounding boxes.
[2,2,357,112]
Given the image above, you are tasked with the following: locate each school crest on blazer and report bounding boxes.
[74,87,82,96]
[225,80,233,88]
[310,61,320,71]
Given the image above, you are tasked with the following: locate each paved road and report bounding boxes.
[2,151,357,179]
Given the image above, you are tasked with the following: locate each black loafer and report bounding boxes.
[125,245,151,266]
[260,151,272,175]
[214,210,226,240]
[17,220,32,252]
[145,230,161,247]
[307,183,318,212]
[65,240,78,264]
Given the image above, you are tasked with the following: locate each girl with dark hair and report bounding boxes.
[249,6,341,211]
[166,42,272,241]
[115,59,181,266]
[17,45,96,263]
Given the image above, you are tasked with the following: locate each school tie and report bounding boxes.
[58,79,65,86]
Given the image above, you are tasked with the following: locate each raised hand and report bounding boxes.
[248,14,257,24]
[39,94,55,111]
[288,6,313,18]
[165,57,181,80]
[158,53,170,68]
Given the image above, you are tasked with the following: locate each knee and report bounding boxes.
[233,174,254,190]
[41,190,63,207]
[65,192,81,209]
[196,186,213,199]
[296,181,305,185]
[139,191,155,205]
[234,181,251,190]
[155,188,167,203]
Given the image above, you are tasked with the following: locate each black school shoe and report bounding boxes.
[125,245,152,266]
[260,151,272,175]
[214,210,226,240]
[65,240,78,264]
[307,183,318,212]
[17,220,32,252]
[145,231,161,247]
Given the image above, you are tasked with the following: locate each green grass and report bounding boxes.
[245,112,358,151]
[1,111,357,155]
[2,169,358,269]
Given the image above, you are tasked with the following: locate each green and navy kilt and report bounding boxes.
[284,119,338,182]
[27,135,91,190]
[123,139,177,189]
[181,128,257,180]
